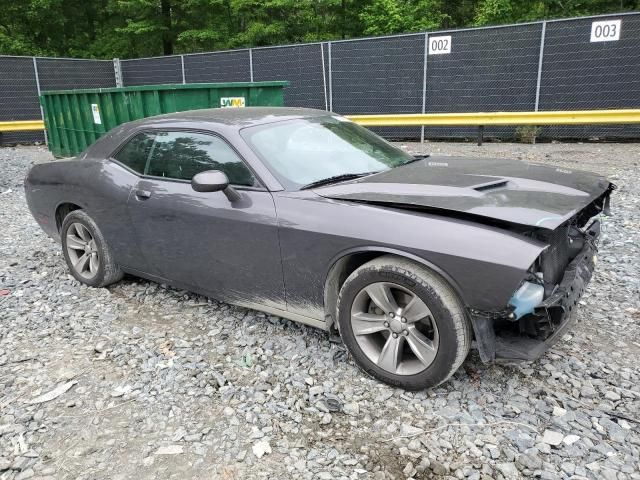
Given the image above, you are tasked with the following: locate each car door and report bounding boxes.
[126,130,286,310]
[100,130,158,273]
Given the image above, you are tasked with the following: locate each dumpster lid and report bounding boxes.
[40,81,289,96]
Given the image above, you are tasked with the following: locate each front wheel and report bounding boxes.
[337,256,471,390]
[61,210,123,288]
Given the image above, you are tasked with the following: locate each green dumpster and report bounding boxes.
[40,81,288,158]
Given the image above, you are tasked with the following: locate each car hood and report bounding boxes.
[313,156,612,229]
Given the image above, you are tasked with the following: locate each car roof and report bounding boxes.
[134,107,330,129]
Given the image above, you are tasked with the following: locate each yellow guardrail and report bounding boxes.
[0,120,46,132]
[346,109,640,126]
[2,109,640,138]
[4,109,640,133]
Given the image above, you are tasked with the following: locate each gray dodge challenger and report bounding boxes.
[25,107,614,390]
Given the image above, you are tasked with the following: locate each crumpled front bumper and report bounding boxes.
[534,232,597,328]
[471,220,600,363]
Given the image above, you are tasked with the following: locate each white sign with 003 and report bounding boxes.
[91,104,101,124]
[428,35,452,55]
[590,19,621,42]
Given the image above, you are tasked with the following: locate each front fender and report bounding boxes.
[276,193,547,321]
[323,245,467,310]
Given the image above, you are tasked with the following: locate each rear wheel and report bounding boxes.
[337,256,471,390]
[61,210,123,287]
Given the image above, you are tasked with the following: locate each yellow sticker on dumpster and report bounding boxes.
[220,97,246,108]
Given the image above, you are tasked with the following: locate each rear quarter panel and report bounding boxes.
[24,158,145,270]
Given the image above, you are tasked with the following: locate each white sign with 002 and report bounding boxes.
[429,35,452,55]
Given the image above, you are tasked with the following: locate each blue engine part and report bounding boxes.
[509,281,545,319]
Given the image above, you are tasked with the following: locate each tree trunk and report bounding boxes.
[341,0,346,39]
[161,0,173,55]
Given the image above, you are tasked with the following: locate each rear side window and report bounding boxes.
[146,131,256,186]
[113,132,156,173]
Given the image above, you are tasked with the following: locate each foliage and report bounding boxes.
[0,0,638,58]
[360,0,449,35]
[515,125,542,144]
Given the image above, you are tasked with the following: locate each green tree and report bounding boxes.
[1,0,639,58]
[359,0,448,35]
[473,0,514,25]
[111,0,179,56]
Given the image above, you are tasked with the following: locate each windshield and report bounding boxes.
[241,116,415,190]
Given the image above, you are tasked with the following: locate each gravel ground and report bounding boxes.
[1,142,639,480]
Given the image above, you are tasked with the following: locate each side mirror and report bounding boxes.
[191,170,241,202]
[192,170,229,192]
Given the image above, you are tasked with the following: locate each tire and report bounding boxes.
[337,255,471,390]
[61,210,124,288]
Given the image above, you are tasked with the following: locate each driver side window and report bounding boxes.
[146,131,256,187]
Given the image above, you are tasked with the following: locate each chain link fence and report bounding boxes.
[331,34,425,139]
[539,14,640,138]
[0,57,42,144]
[184,50,251,83]
[253,44,327,110]
[120,56,183,86]
[424,23,542,140]
[0,57,116,144]
[2,12,640,144]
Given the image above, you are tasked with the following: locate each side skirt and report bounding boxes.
[120,267,328,331]
[233,300,328,330]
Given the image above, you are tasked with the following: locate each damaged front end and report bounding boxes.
[469,186,614,363]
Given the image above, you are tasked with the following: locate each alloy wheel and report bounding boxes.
[65,222,100,279]
[350,281,439,375]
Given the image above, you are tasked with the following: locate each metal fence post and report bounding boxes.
[249,48,254,82]
[321,43,328,111]
[180,55,186,84]
[328,42,333,112]
[113,58,123,87]
[534,21,547,112]
[32,57,48,145]
[421,33,429,144]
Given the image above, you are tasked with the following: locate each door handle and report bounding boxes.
[135,189,151,199]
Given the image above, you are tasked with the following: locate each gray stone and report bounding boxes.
[495,463,519,479]
[10,457,29,471]
[15,469,35,480]
[539,471,561,480]
[563,434,580,445]
[400,423,423,437]
[0,458,11,471]
[403,462,415,476]
[560,462,576,475]
[541,430,564,446]
[155,445,184,455]
[552,406,567,417]
[580,386,597,399]
[486,445,500,460]
[252,440,271,458]
[600,468,619,480]
[516,449,543,470]
[604,391,621,401]
[430,460,448,476]
[342,402,359,416]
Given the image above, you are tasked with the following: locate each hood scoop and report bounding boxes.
[473,179,509,192]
